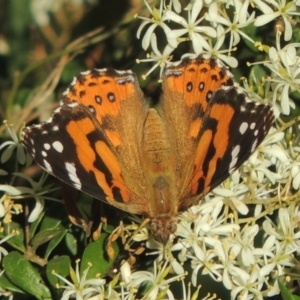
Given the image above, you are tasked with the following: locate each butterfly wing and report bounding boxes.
[160,55,274,211]
[22,69,150,215]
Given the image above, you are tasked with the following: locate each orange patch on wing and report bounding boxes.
[189,118,202,138]
[210,103,234,160]
[166,58,232,108]
[68,73,137,122]
[104,130,122,147]
[67,119,96,170]
[66,118,114,199]
[203,104,234,189]
[191,129,213,194]
[191,104,235,194]
[95,141,130,202]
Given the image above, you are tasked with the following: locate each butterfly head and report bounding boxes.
[150,217,177,245]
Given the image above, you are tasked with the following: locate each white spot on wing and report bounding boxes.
[44,143,50,150]
[95,68,107,72]
[239,122,248,135]
[229,157,237,171]
[117,76,135,84]
[62,88,70,96]
[251,139,258,152]
[232,145,240,158]
[46,117,53,123]
[53,141,63,153]
[80,70,91,75]
[65,162,81,189]
[43,159,52,172]
[115,69,133,75]
[67,102,79,108]
[41,151,47,157]
[53,107,61,114]
[229,145,240,170]
[165,70,183,76]
[70,76,77,86]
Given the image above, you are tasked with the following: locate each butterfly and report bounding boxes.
[22,55,275,244]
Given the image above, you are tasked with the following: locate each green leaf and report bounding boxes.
[30,228,65,251]
[46,256,71,288]
[0,169,8,176]
[2,222,26,253]
[279,276,300,300]
[30,211,46,238]
[65,232,78,255]
[81,233,119,279]
[3,251,51,300]
[0,272,25,294]
[1,144,16,163]
[39,203,65,232]
[45,228,68,259]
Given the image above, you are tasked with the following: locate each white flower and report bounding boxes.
[263,206,300,253]
[229,224,259,267]
[254,0,300,41]
[253,236,293,277]
[136,0,177,50]
[129,261,183,300]
[190,246,223,285]
[165,0,216,54]
[168,0,182,13]
[230,265,265,300]
[207,0,255,52]
[264,39,300,115]
[211,181,250,215]
[202,25,238,67]
[146,238,185,275]
[245,149,282,184]
[136,34,174,78]
[53,260,106,300]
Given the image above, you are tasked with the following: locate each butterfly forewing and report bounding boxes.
[22,70,151,216]
[161,56,234,198]
[160,56,274,210]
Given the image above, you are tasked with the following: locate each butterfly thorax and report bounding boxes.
[143,108,178,243]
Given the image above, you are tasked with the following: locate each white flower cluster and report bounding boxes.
[136,0,300,116]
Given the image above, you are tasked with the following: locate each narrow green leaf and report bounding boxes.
[279,276,300,300]
[30,228,65,251]
[45,229,68,259]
